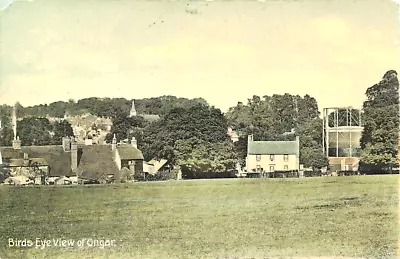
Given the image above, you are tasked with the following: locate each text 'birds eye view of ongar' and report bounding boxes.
[0,70,398,185]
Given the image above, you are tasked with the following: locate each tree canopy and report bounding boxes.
[360,70,399,173]
[138,104,236,177]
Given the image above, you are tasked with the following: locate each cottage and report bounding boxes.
[245,135,300,173]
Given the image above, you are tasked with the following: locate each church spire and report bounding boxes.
[129,99,137,117]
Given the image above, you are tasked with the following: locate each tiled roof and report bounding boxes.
[116,145,144,160]
[248,141,298,155]
[0,146,73,177]
[76,145,119,179]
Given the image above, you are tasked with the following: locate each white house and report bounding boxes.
[245,135,300,173]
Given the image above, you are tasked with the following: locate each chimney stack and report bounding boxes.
[23,153,28,160]
[62,137,71,152]
[0,150,3,165]
[131,136,137,149]
[12,136,21,150]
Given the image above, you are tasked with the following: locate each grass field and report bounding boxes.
[0,175,398,259]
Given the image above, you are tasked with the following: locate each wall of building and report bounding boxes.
[246,154,298,172]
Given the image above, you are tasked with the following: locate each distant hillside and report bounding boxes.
[0,96,209,119]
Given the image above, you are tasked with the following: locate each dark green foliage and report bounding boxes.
[105,115,147,143]
[52,120,74,145]
[140,105,237,175]
[296,118,329,170]
[0,106,13,146]
[360,70,399,173]
[17,117,53,146]
[12,117,74,146]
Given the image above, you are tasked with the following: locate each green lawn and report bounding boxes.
[0,175,398,258]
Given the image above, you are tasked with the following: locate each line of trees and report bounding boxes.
[2,96,209,119]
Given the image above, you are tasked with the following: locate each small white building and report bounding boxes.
[245,135,300,173]
[227,127,239,143]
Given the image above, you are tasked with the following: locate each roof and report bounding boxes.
[76,145,119,179]
[116,145,144,160]
[248,141,298,155]
[0,146,73,177]
[143,158,169,174]
[6,158,49,167]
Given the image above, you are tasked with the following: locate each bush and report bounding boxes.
[303,171,323,177]
[337,171,359,176]
[182,170,237,179]
[268,170,299,178]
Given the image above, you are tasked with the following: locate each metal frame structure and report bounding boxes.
[322,107,363,158]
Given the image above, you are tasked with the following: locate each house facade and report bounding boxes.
[245,135,300,173]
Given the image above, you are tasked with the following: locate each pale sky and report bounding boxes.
[0,0,399,112]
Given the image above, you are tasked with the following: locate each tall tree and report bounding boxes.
[105,113,147,143]
[52,120,75,144]
[140,105,236,175]
[360,70,399,173]
[17,117,53,146]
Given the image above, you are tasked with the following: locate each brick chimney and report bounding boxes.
[71,140,78,172]
[23,153,28,160]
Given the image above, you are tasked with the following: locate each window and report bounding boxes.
[269,165,275,172]
[284,165,288,171]
[270,154,275,161]
[284,154,289,162]
[256,165,261,172]
[256,154,261,161]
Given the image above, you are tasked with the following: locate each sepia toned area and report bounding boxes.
[0,0,399,258]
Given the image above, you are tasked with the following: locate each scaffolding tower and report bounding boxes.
[322,107,363,171]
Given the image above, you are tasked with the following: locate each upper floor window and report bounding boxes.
[284,154,289,162]
[270,154,275,161]
[256,154,261,161]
